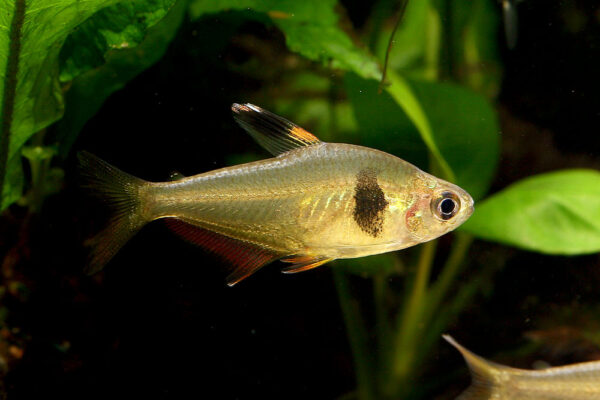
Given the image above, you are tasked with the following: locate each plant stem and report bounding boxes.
[424,4,442,81]
[333,269,376,400]
[425,233,473,320]
[418,233,474,363]
[387,240,437,395]
[373,272,391,387]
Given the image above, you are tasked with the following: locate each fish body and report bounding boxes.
[79,104,473,285]
[445,335,600,400]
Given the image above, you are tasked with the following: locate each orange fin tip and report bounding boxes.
[281,256,333,274]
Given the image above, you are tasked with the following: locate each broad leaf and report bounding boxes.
[462,170,600,255]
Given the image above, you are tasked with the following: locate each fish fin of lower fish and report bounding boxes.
[231,103,321,156]
[443,334,503,400]
[164,219,283,286]
[78,151,149,275]
[280,256,333,274]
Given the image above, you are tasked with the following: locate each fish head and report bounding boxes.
[403,173,474,242]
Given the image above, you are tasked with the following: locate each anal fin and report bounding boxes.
[165,219,282,286]
[281,255,333,274]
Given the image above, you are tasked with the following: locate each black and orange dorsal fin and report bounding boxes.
[280,255,334,274]
[231,103,321,156]
[164,219,283,286]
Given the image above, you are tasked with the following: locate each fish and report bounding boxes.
[78,103,474,286]
[444,334,600,400]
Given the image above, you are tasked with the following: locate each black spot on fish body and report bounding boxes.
[353,168,389,237]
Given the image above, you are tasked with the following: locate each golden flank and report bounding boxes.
[79,104,473,285]
[445,335,600,400]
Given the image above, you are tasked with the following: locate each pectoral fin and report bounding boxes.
[165,219,283,286]
[280,256,333,274]
[231,103,321,156]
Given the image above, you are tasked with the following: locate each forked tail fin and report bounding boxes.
[78,151,149,274]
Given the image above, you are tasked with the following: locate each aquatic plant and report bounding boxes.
[1,0,599,399]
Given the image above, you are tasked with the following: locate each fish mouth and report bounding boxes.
[463,193,475,218]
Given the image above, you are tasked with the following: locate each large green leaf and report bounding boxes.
[462,170,600,255]
[54,0,184,156]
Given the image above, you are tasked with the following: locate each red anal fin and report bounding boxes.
[165,219,282,286]
[281,256,333,274]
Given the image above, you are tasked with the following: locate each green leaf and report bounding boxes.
[54,0,185,157]
[462,170,600,255]
[0,0,123,209]
[188,0,382,80]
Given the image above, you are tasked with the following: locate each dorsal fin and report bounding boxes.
[280,255,333,274]
[231,103,321,156]
[443,335,503,399]
[164,219,283,286]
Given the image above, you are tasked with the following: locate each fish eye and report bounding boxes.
[432,191,460,220]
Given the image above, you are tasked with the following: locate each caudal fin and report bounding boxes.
[78,151,149,274]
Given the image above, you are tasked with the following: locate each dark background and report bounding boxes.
[2,0,600,399]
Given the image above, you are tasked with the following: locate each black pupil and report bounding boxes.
[440,198,456,215]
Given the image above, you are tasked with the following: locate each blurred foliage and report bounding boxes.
[1,0,599,399]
